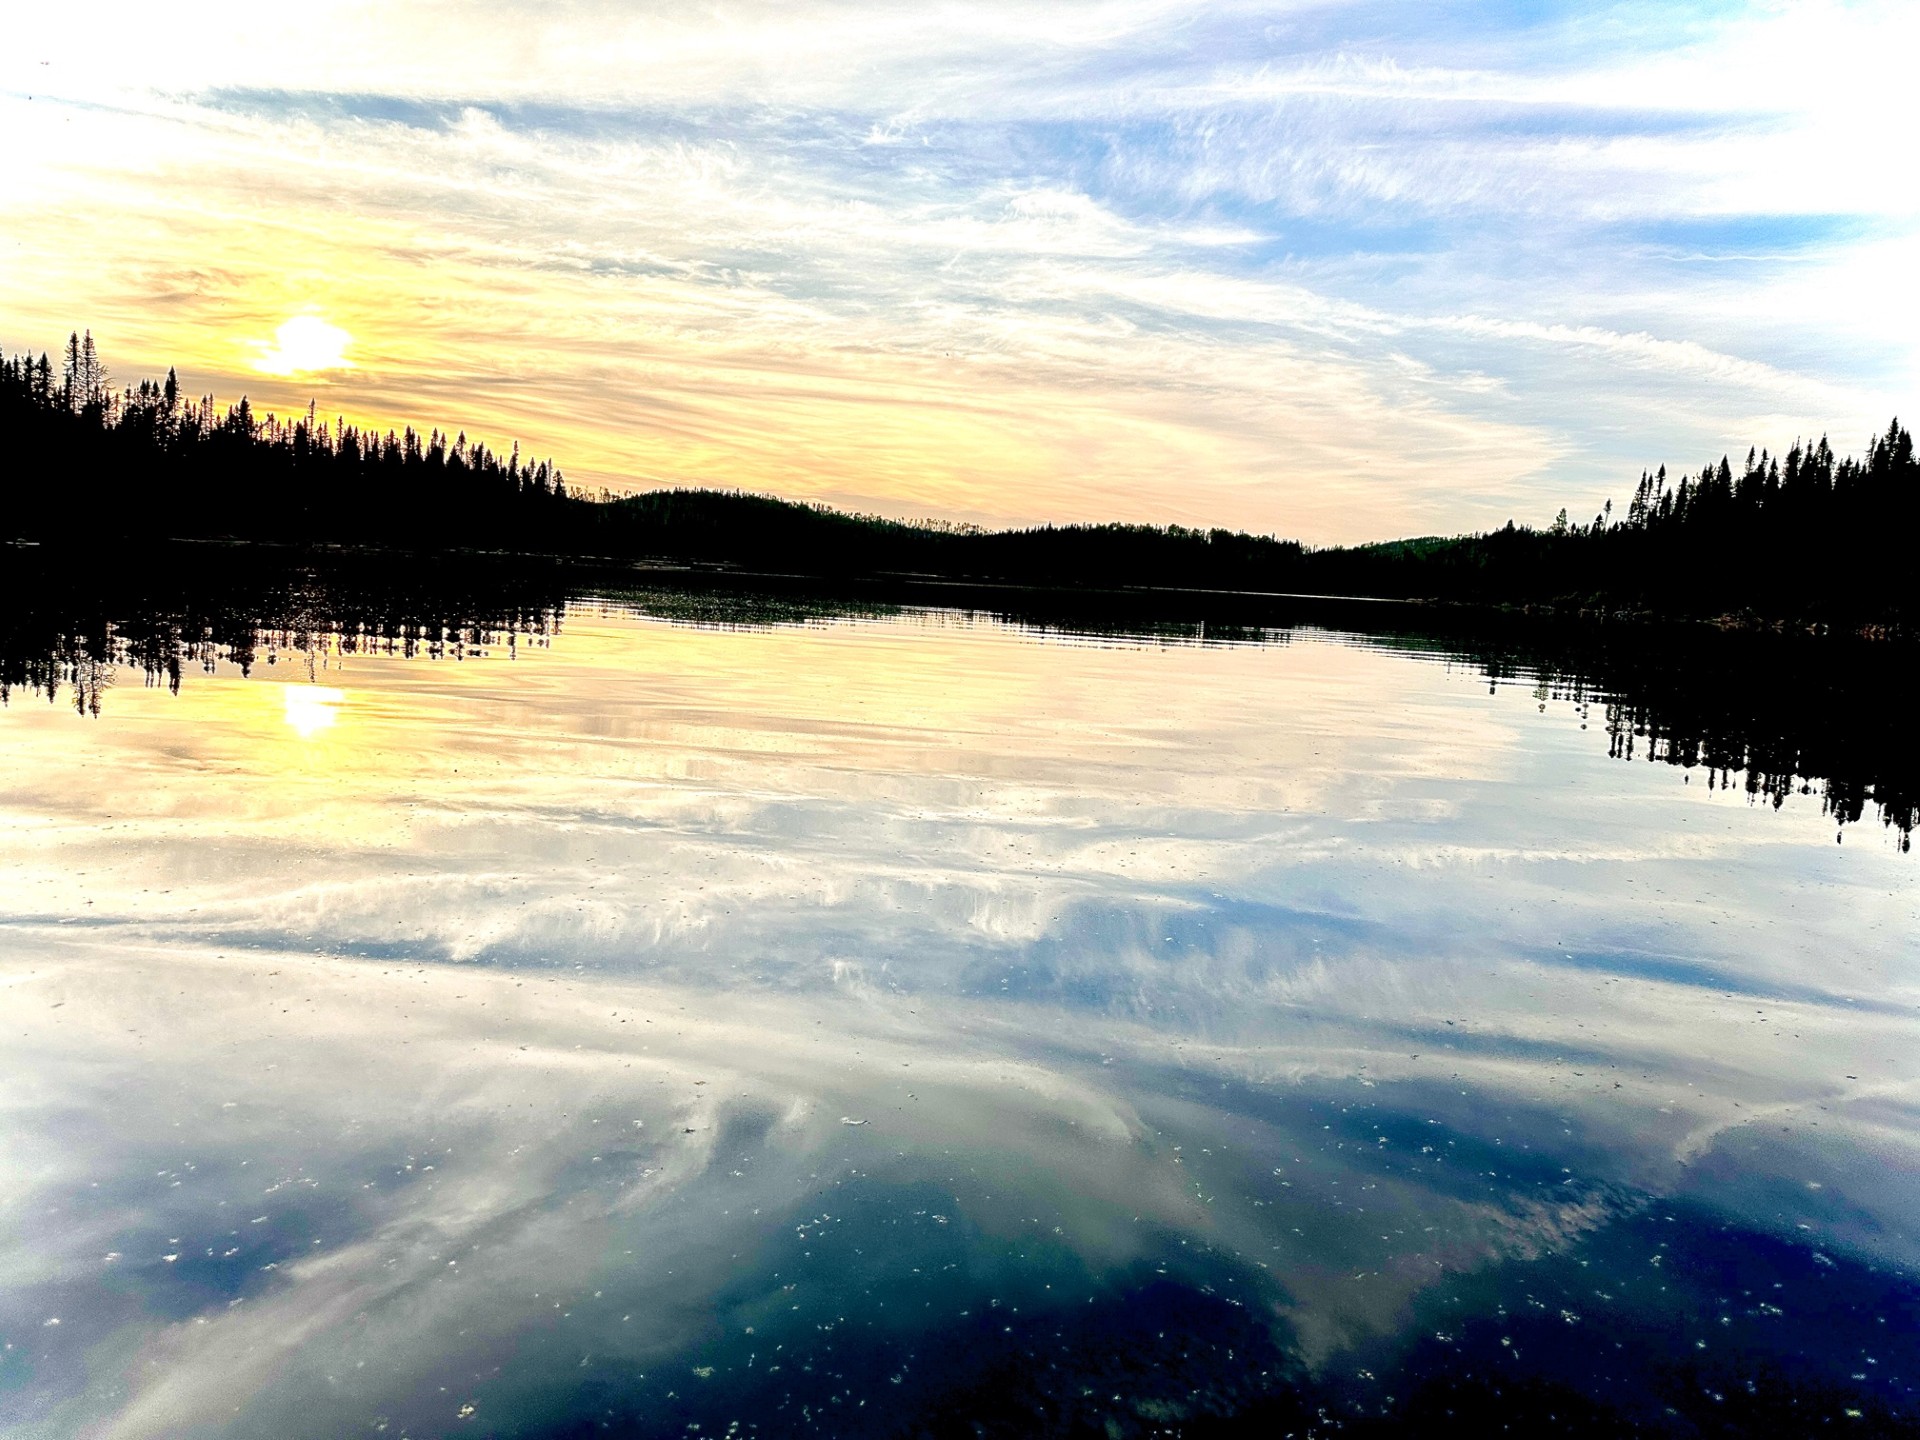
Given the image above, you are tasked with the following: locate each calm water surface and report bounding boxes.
[2,582,1916,1437]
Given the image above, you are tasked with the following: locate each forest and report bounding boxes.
[2,332,1914,626]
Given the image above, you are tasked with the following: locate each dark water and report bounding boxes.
[1,553,1915,1438]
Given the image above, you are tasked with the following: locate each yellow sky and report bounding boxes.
[2,2,1914,540]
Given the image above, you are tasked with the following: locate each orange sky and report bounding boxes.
[3,2,1914,541]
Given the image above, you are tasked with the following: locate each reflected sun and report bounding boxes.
[283,684,345,739]
[254,316,354,377]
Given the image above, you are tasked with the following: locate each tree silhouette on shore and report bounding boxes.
[2,333,1912,625]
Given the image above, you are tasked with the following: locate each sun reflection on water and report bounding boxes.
[282,683,344,738]
[0,599,1914,1437]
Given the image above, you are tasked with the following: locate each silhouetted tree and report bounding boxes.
[0,328,1912,626]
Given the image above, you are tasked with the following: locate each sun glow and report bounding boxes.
[2,2,1913,540]
[283,684,345,739]
[254,316,354,377]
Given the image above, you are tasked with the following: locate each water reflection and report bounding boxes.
[1353,619,1917,853]
[0,545,567,717]
[0,552,1915,1437]
[3,554,1911,850]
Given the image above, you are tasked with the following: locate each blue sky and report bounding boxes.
[2,0,1914,540]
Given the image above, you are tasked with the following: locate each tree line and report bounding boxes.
[2,333,1913,625]
[0,332,577,551]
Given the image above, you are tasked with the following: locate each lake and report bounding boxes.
[2,555,1915,1437]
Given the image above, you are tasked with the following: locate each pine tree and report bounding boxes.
[62,332,81,411]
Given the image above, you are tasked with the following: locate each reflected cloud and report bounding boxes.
[0,559,1915,1435]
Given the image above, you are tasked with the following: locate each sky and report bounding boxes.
[2,0,1916,543]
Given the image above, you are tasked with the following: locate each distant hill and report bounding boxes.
[3,334,1913,628]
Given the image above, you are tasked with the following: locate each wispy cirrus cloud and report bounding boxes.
[1,1,1912,540]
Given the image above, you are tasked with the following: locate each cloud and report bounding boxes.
[4,605,1919,1431]
[1,2,1913,540]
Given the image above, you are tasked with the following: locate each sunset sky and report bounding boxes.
[3,1,1914,542]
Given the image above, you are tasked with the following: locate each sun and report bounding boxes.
[254,315,354,376]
